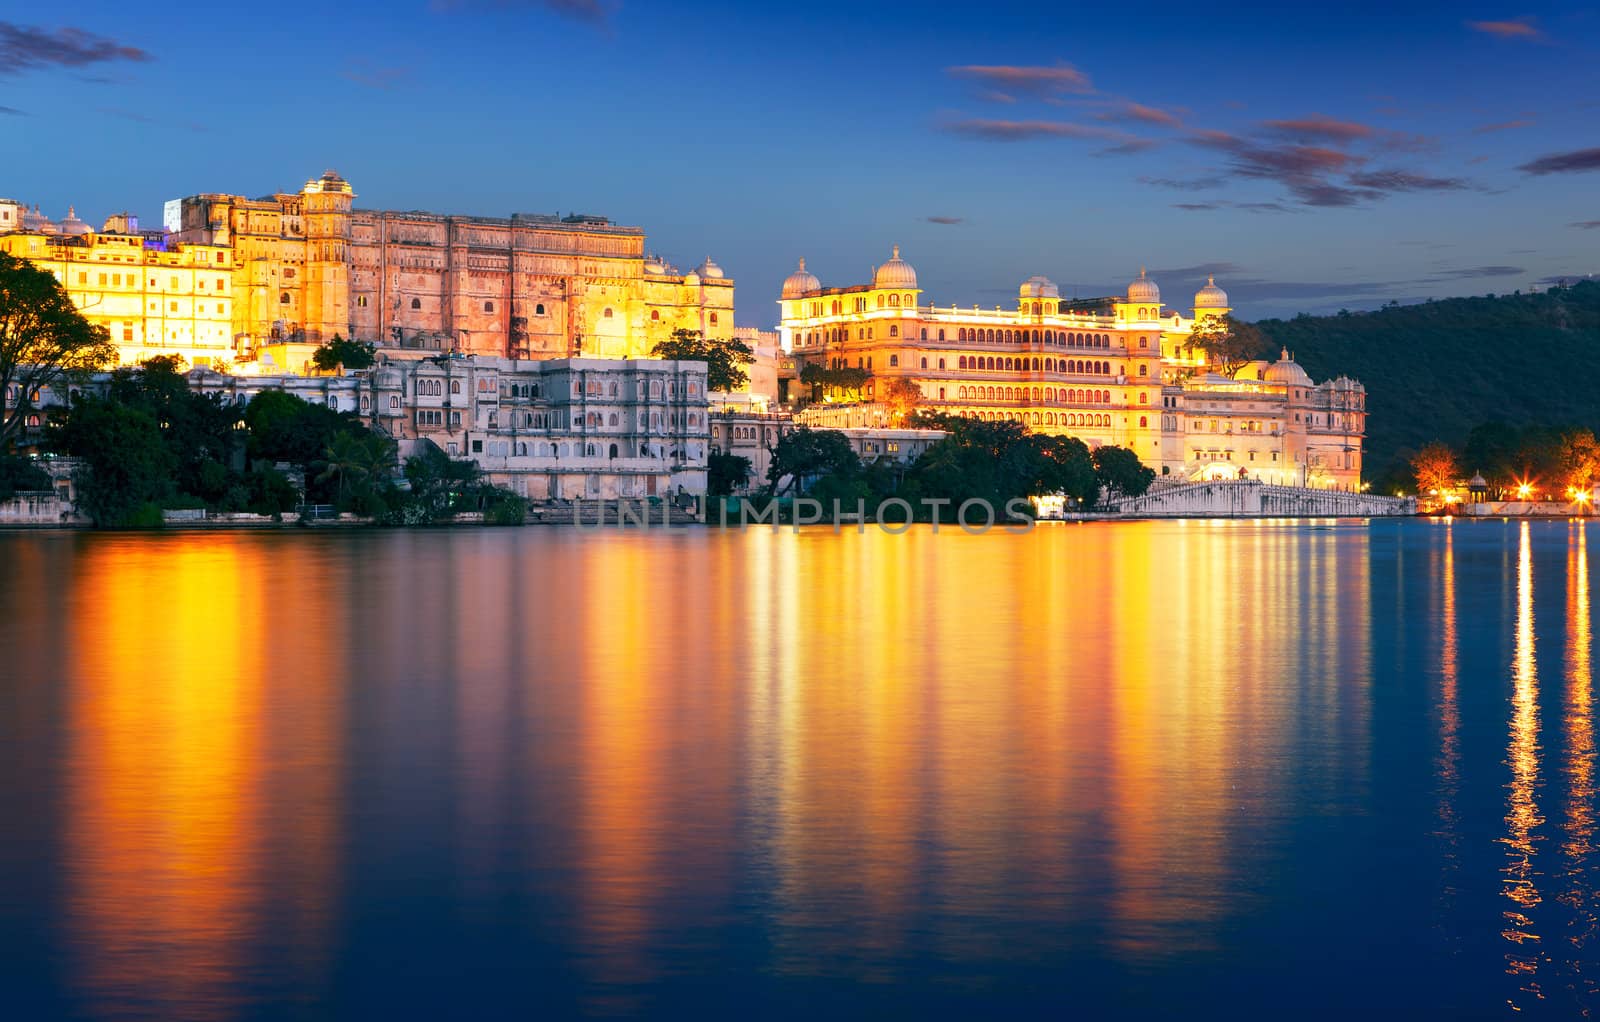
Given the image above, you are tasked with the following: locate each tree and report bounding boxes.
[1184,314,1268,378]
[899,414,1097,516]
[0,455,50,500]
[311,334,377,373]
[707,452,751,497]
[0,251,118,450]
[650,328,755,391]
[797,358,872,403]
[52,396,175,527]
[400,442,480,521]
[766,427,860,496]
[1563,429,1600,493]
[1411,441,1458,495]
[882,378,923,425]
[316,430,397,512]
[106,356,243,505]
[1093,445,1155,502]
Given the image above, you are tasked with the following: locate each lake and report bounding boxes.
[0,519,1596,1019]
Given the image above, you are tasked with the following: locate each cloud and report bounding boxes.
[939,117,1125,143]
[1518,148,1600,175]
[1571,221,1600,230]
[1467,17,1544,40]
[1346,169,1470,192]
[96,106,154,123]
[925,216,964,225]
[1153,261,1247,279]
[1473,118,1534,134]
[1426,265,1524,280]
[1262,115,1375,144]
[0,21,152,74]
[1094,138,1159,156]
[1139,175,1227,191]
[0,104,23,115]
[945,63,1093,98]
[341,59,410,90]
[1099,101,1183,128]
[429,0,613,26]
[1172,203,1222,211]
[1536,275,1594,287]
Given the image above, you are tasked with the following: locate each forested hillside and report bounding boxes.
[1254,281,1600,486]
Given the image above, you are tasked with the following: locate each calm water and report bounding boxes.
[1,519,1597,1019]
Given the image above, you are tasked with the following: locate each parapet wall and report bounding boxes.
[1108,480,1414,518]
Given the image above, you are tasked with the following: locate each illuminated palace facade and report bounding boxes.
[778,249,1366,488]
[167,172,733,362]
[1,173,733,370]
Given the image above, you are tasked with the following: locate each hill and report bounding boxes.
[1253,280,1600,486]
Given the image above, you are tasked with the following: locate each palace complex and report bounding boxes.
[1,172,733,369]
[777,249,1366,488]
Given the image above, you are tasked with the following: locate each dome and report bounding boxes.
[682,270,701,286]
[643,254,667,274]
[696,256,725,280]
[22,204,55,234]
[58,206,91,236]
[1263,348,1313,387]
[1126,267,1160,303]
[1019,274,1059,299]
[872,244,917,289]
[781,257,821,298]
[1194,275,1229,308]
[302,169,353,195]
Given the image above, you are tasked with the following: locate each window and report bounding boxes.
[1138,365,1148,376]
[709,313,718,326]
[535,303,546,316]
[603,307,614,319]
[451,380,461,394]
[651,310,660,321]
[484,301,494,313]
[280,292,290,304]
[411,298,421,310]
[889,325,898,337]
[889,355,899,367]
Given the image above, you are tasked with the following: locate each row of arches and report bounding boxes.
[955,386,1113,404]
[957,356,1111,374]
[958,328,1111,347]
[959,410,1130,429]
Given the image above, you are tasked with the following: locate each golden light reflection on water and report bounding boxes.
[59,535,341,1021]
[1434,522,1461,931]
[1559,523,1597,1009]
[1503,521,1547,1007]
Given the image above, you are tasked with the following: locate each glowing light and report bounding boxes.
[1516,483,1533,500]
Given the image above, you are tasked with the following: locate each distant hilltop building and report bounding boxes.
[0,172,734,370]
[778,250,1366,488]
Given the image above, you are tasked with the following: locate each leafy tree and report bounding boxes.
[881,378,923,425]
[797,358,872,402]
[900,414,1096,516]
[316,430,397,512]
[0,251,118,450]
[1093,444,1155,501]
[400,442,480,521]
[311,334,377,373]
[766,427,860,496]
[1563,429,1600,492]
[243,465,299,517]
[244,389,367,478]
[1411,441,1458,495]
[1183,314,1268,378]
[650,328,755,391]
[105,356,243,505]
[0,454,51,499]
[707,452,751,496]
[52,396,175,526]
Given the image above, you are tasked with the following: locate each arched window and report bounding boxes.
[609,413,618,426]
[889,354,899,367]
[920,328,927,340]
[1140,416,1148,428]
[651,310,660,321]
[451,380,461,394]
[603,307,614,319]
[411,297,421,310]
[1139,364,1148,376]
[484,301,495,313]
[920,357,928,369]
[389,396,399,410]
[1139,392,1148,404]
[535,303,546,315]
[280,292,290,304]
[709,312,718,325]
[890,294,899,306]
[889,325,898,338]
[609,443,619,459]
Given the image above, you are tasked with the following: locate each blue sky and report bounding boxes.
[1,1,1597,324]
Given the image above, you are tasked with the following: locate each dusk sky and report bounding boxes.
[2,0,1597,323]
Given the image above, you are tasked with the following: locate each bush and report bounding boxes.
[0,455,51,500]
[485,494,529,526]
